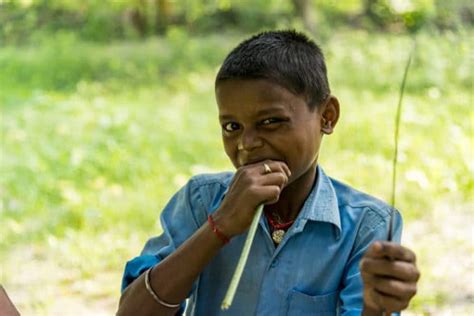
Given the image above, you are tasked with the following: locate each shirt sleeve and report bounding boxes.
[339,208,403,315]
[120,177,205,305]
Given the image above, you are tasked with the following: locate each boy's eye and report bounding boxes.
[260,118,282,125]
[222,122,240,132]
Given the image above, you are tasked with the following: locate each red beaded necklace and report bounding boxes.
[264,211,294,230]
[264,209,295,244]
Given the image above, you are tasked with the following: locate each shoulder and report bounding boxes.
[185,171,234,211]
[187,171,234,198]
[330,177,391,214]
[326,176,403,247]
[328,177,398,229]
[159,171,235,231]
[188,171,234,188]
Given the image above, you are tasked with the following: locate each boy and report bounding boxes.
[117,30,419,315]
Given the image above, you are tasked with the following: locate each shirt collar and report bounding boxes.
[297,165,341,234]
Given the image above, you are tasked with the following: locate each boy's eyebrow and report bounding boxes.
[219,106,289,121]
[219,114,235,121]
[255,106,288,116]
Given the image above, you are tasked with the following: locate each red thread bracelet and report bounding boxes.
[208,215,230,244]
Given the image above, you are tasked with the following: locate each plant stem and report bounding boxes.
[221,204,264,310]
[388,40,415,241]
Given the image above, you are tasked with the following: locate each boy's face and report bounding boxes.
[216,79,335,183]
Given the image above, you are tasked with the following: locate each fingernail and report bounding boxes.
[374,241,383,251]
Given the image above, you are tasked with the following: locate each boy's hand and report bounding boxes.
[360,241,420,314]
[212,160,291,238]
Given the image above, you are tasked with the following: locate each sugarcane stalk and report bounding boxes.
[221,204,264,310]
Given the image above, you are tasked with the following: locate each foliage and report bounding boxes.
[0,0,472,44]
[0,29,230,102]
[0,29,472,314]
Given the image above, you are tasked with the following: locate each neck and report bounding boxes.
[265,162,318,222]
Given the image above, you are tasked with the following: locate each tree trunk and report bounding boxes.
[155,0,172,34]
[292,0,315,33]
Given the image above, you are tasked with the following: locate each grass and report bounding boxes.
[0,28,472,314]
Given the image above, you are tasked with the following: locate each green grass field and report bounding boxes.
[1,29,472,314]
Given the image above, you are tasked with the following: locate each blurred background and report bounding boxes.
[0,0,472,314]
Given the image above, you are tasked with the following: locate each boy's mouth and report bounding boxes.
[239,156,284,167]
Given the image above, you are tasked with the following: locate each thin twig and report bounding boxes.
[387,40,416,242]
[383,40,416,316]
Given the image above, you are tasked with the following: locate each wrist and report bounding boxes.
[362,304,384,316]
[207,214,231,244]
[209,207,238,238]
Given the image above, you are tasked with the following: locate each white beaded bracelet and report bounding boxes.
[145,268,181,309]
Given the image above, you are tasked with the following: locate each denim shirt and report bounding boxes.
[121,166,402,315]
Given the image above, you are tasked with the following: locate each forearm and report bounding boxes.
[117,221,226,316]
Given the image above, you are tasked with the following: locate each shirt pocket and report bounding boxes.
[286,289,339,316]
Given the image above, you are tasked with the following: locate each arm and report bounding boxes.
[0,286,20,316]
[117,221,227,316]
[337,207,419,315]
[338,208,403,315]
[117,161,290,316]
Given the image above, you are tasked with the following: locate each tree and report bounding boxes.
[292,0,316,32]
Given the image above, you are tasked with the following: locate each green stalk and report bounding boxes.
[221,204,264,310]
[387,40,416,242]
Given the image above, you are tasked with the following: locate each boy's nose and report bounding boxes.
[238,129,263,151]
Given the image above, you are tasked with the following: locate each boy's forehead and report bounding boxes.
[216,78,288,95]
[216,79,300,113]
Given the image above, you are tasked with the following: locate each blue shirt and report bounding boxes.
[122,166,402,315]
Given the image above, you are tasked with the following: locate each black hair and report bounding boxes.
[215,30,330,109]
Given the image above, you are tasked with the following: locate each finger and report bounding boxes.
[360,257,420,282]
[367,287,410,313]
[362,272,417,301]
[364,241,383,257]
[255,185,282,205]
[366,241,417,262]
[275,161,291,178]
[263,160,290,177]
[363,273,414,311]
[260,172,288,188]
[258,160,290,188]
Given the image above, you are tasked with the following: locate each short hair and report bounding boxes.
[215,30,330,109]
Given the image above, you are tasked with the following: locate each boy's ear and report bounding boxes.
[320,95,340,135]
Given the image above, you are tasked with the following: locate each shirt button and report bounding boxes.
[270,260,279,268]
